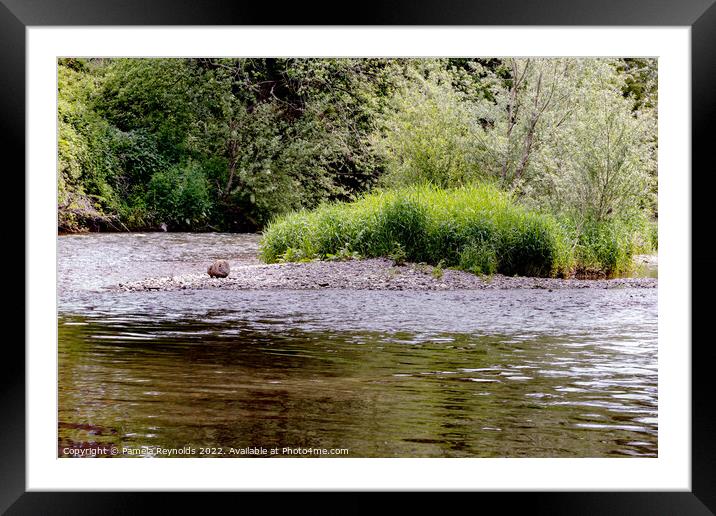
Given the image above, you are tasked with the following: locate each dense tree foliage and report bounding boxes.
[58,57,657,236]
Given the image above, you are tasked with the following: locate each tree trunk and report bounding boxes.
[224,119,239,197]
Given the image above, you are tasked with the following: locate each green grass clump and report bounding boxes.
[569,213,657,277]
[459,241,498,275]
[573,221,633,276]
[260,184,574,277]
[648,219,658,251]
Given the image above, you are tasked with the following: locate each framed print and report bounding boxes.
[5,0,716,512]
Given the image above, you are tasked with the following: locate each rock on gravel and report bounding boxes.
[207,259,230,278]
[115,258,658,292]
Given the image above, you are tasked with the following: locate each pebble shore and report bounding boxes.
[115,257,657,292]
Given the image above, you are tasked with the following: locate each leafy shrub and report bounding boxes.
[388,242,407,266]
[146,162,211,229]
[431,260,446,279]
[325,244,361,262]
[375,71,485,189]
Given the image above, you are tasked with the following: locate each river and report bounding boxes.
[58,233,657,458]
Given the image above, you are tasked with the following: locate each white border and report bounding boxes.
[27,27,690,491]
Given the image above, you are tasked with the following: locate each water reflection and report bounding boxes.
[59,311,657,458]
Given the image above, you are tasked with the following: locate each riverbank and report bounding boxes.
[116,257,657,292]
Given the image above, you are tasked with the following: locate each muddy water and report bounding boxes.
[58,233,657,458]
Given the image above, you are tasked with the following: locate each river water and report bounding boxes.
[58,233,657,458]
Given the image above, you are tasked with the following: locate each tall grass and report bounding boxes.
[570,214,657,276]
[260,184,575,277]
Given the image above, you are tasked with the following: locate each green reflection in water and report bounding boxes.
[58,315,656,458]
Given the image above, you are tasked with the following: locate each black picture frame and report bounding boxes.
[4,0,715,512]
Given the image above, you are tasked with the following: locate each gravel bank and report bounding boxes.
[115,258,657,292]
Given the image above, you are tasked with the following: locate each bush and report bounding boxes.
[58,59,121,226]
[260,183,574,277]
[146,162,212,229]
[375,72,486,189]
